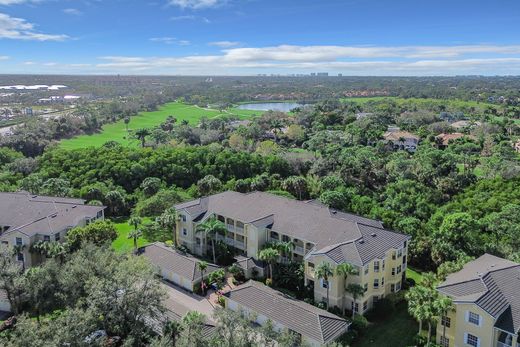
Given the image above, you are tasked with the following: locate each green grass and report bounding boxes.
[353,303,418,347]
[111,218,151,253]
[60,101,261,150]
[406,267,424,284]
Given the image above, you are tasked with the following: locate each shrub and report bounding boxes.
[351,314,369,331]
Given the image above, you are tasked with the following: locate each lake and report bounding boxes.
[236,102,302,112]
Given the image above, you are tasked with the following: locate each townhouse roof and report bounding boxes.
[140,242,221,282]
[435,132,476,146]
[175,191,409,264]
[0,191,105,237]
[225,280,350,344]
[437,254,520,334]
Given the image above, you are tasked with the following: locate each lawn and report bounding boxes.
[353,303,418,347]
[406,267,424,285]
[60,101,260,150]
[111,218,151,253]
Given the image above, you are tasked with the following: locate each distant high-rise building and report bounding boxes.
[23,107,33,116]
[338,73,343,77]
[316,72,329,76]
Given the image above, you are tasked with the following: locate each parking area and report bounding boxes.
[161,281,216,322]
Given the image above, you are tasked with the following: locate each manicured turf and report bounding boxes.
[353,303,419,347]
[60,102,261,150]
[111,218,151,253]
[406,267,424,285]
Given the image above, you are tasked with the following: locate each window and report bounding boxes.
[54,233,60,242]
[373,279,379,289]
[15,237,22,246]
[196,238,201,245]
[351,302,359,313]
[465,333,479,347]
[282,235,290,242]
[468,312,480,326]
[364,265,369,275]
[441,316,451,328]
[43,235,50,242]
[363,301,368,311]
[392,251,396,260]
[391,267,396,276]
[17,253,24,262]
[397,265,402,274]
[403,240,407,248]
[395,281,401,292]
[182,228,187,236]
[321,279,328,289]
[374,261,380,272]
[381,277,385,286]
[440,336,449,347]
[181,214,186,222]
[397,248,403,257]
[391,284,395,292]
[1,241,7,245]
[382,259,385,271]
[363,283,368,292]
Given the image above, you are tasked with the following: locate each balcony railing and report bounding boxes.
[496,342,512,347]
[235,240,245,249]
[294,246,304,254]
[226,224,235,231]
[235,226,244,235]
[225,237,235,246]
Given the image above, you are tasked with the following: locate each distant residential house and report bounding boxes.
[139,242,221,292]
[225,280,350,346]
[435,132,476,149]
[382,130,420,152]
[0,192,105,268]
[451,120,482,130]
[513,139,520,153]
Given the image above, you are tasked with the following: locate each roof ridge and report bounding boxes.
[438,264,520,290]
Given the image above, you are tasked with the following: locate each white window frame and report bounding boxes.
[373,278,379,289]
[374,260,380,273]
[464,333,479,347]
[466,311,481,326]
[440,335,449,347]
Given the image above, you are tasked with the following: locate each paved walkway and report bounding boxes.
[161,281,216,321]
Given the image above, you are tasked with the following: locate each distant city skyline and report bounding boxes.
[0,0,520,75]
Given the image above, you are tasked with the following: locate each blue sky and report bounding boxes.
[0,0,520,75]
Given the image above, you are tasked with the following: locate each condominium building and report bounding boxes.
[175,191,410,314]
[436,254,520,347]
[0,192,105,268]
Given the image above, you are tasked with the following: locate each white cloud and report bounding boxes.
[150,37,191,45]
[0,12,68,41]
[0,0,39,4]
[167,0,225,9]
[0,55,8,60]
[63,8,82,16]
[170,15,210,23]
[209,40,240,48]
[93,44,520,75]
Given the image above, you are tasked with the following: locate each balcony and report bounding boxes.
[235,226,244,235]
[235,240,245,249]
[225,237,235,246]
[497,343,512,347]
[226,224,235,232]
[294,246,305,255]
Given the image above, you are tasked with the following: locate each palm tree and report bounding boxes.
[315,262,334,309]
[275,241,293,262]
[128,229,142,253]
[48,242,67,264]
[434,296,453,344]
[128,216,142,231]
[258,247,279,282]
[124,116,130,132]
[198,261,208,295]
[335,263,357,314]
[196,217,227,264]
[163,320,181,346]
[405,285,430,334]
[134,128,151,148]
[159,208,177,245]
[346,283,365,318]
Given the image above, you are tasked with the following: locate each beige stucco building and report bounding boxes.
[175,191,410,315]
[0,192,105,268]
[436,254,520,347]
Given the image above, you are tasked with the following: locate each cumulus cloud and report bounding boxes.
[167,0,225,9]
[209,40,241,48]
[0,12,68,41]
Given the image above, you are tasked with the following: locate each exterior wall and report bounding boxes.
[436,303,496,347]
[158,266,195,292]
[306,243,407,315]
[225,298,324,347]
[0,298,11,312]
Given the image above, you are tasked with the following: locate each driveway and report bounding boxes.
[161,281,216,322]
